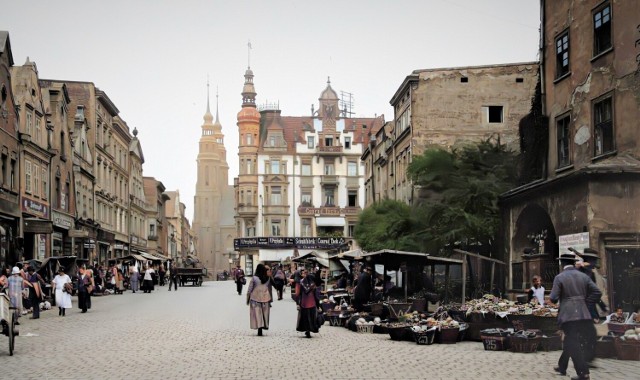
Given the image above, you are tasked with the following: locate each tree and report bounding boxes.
[353,199,423,252]
[407,138,518,256]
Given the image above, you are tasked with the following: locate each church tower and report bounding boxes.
[235,62,261,257]
[193,82,231,275]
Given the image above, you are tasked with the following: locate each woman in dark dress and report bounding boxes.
[295,269,320,338]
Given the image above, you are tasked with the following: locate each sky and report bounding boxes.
[1,0,540,221]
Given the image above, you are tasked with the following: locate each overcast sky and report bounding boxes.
[1,0,540,220]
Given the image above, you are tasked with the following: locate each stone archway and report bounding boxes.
[513,203,557,256]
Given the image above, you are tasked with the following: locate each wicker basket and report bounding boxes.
[481,335,510,351]
[538,334,562,352]
[357,324,374,334]
[410,298,427,313]
[414,329,436,345]
[595,338,616,358]
[608,323,638,336]
[510,336,541,353]
[388,326,408,341]
[614,338,640,361]
[388,303,412,319]
[368,303,384,317]
[321,302,336,313]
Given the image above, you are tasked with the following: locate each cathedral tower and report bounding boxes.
[193,82,234,275]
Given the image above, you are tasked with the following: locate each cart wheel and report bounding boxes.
[8,314,15,356]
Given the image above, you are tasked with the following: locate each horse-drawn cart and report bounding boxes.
[176,267,207,286]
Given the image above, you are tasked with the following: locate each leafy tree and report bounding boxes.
[353,199,423,252]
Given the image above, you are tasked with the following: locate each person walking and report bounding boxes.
[76,266,91,313]
[550,253,602,380]
[233,264,245,295]
[353,266,372,311]
[26,266,44,319]
[142,264,155,293]
[246,264,273,336]
[52,266,72,317]
[158,264,166,286]
[295,269,320,338]
[6,266,30,325]
[168,262,178,291]
[273,265,286,300]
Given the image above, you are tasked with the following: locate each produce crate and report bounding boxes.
[437,327,460,344]
[457,322,469,341]
[327,313,347,327]
[414,329,436,345]
[608,323,639,336]
[539,334,562,352]
[388,303,412,319]
[614,338,640,361]
[481,335,510,351]
[509,336,541,353]
[357,324,374,334]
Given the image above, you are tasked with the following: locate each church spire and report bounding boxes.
[206,75,211,114]
[203,78,213,124]
[241,40,257,108]
[215,86,220,125]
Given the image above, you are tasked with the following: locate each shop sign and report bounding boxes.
[234,236,345,250]
[558,232,590,255]
[114,244,124,250]
[52,211,73,229]
[298,207,359,216]
[22,197,49,218]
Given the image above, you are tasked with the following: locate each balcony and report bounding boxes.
[147,234,159,241]
[320,175,339,186]
[237,204,259,216]
[262,205,289,215]
[317,145,343,155]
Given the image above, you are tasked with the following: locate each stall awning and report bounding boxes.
[315,217,345,227]
[132,254,147,262]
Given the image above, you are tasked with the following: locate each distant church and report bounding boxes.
[192,84,236,277]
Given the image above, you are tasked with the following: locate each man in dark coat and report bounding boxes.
[233,264,245,295]
[550,253,602,380]
[353,266,372,311]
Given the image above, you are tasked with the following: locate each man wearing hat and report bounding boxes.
[7,266,31,325]
[550,253,601,380]
[576,248,608,321]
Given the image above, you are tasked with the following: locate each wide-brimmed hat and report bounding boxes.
[559,253,578,263]
[579,249,599,262]
[11,266,20,275]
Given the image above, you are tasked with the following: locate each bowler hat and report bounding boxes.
[578,250,599,262]
[559,253,577,263]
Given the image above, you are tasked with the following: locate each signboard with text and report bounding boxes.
[558,232,590,255]
[234,236,346,250]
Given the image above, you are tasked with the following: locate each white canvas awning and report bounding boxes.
[315,217,345,227]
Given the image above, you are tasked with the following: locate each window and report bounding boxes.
[271,186,282,205]
[246,133,253,145]
[10,159,16,189]
[246,224,255,237]
[344,136,351,149]
[593,4,611,56]
[269,136,276,147]
[347,162,357,176]
[42,167,47,200]
[325,136,333,146]
[397,110,410,133]
[301,163,311,176]
[556,115,571,167]
[460,77,468,83]
[26,112,32,136]
[270,160,280,174]
[271,219,281,236]
[486,106,503,123]
[307,136,315,149]
[33,164,40,197]
[348,190,357,207]
[301,190,312,206]
[0,153,6,187]
[594,96,614,156]
[150,224,155,236]
[60,132,66,157]
[35,116,42,144]
[324,163,334,175]
[301,219,312,237]
[324,187,335,206]
[348,224,355,237]
[25,160,32,193]
[54,178,60,208]
[555,31,570,78]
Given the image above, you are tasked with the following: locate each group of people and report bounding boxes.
[239,263,324,338]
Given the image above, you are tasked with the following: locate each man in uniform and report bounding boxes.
[550,253,601,380]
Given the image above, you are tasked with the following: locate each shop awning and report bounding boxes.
[315,217,345,227]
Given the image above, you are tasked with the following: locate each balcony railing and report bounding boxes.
[317,145,343,154]
[320,175,339,185]
[237,204,259,215]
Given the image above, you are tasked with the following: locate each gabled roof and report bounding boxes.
[0,31,14,66]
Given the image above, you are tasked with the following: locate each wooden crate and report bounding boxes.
[481,335,510,351]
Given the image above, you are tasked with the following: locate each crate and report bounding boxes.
[481,335,510,351]
[388,303,412,319]
[388,326,408,341]
[457,322,469,342]
[327,313,346,327]
[614,338,640,361]
[539,334,562,352]
[437,327,460,344]
[510,336,541,353]
[608,323,638,336]
[414,329,436,345]
[357,324,374,334]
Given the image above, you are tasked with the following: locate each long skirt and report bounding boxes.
[55,288,72,309]
[130,275,139,291]
[249,300,270,330]
[142,279,154,292]
[296,307,319,333]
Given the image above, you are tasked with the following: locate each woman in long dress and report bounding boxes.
[295,269,320,338]
[142,264,155,293]
[52,266,72,316]
[246,263,273,336]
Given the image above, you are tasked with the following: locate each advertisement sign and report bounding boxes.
[558,232,590,255]
[234,236,346,250]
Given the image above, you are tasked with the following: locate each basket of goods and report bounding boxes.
[410,298,427,313]
[387,302,412,320]
[613,329,640,361]
[411,325,437,345]
[595,336,616,359]
[480,328,512,351]
[457,322,469,342]
[320,299,336,313]
[356,323,375,334]
[509,330,542,353]
[538,332,563,352]
[386,323,410,341]
[367,303,384,317]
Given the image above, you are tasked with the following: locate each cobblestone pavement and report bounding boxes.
[2,281,637,380]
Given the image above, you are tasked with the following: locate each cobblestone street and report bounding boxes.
[2,281,637,380]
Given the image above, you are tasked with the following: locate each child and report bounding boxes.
[527,275,545,306]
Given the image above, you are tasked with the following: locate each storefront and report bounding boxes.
[0,192,21,268]
[52,211,74,257]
